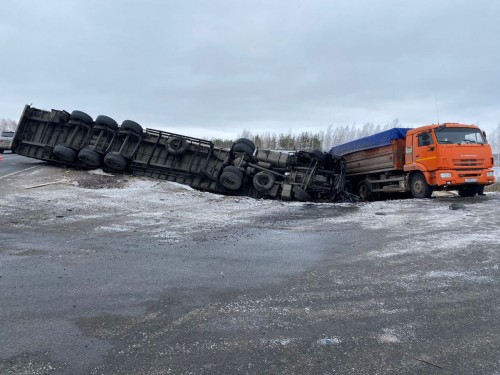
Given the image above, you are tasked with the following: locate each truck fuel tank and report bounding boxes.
[254,149,290,168]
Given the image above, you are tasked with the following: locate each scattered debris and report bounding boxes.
[411,356,443,369]
[23,179,71,189]
[88,169,115,176]
[449,203,466,210]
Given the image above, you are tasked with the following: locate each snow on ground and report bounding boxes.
[0,169,290,243]
[317,196,500,261]
[1,166,498,258]
[1,167,499,253]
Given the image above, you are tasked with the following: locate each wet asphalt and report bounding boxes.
[0,161,499,375]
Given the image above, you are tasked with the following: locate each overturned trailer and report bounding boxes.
[12,105,346,202]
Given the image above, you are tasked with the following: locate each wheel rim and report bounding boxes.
[413,180,424,195]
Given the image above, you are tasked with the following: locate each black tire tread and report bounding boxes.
[219,166,244,190]
[253,171,275,192]
[70,110,93,125]
[292,185,311,202]
[166,137,189,154]
[121,120,143,136]
[411,172,433,198]
[53,145,77,163]
[95,115,118,130]
[104,152,128,171]
[78,148,102,168]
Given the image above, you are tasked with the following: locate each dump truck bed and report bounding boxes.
[329,128,411,176]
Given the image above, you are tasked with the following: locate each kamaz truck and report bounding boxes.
[329,123,495,199]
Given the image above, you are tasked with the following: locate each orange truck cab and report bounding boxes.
[404,123,495,197]
[329,123,495,200]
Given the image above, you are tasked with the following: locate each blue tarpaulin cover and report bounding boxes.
[329,128,412,156]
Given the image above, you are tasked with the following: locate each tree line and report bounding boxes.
[0,118,17,132]
[211,119,402,150]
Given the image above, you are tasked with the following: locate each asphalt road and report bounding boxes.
[0,153,43,180]
[0,164,499,375]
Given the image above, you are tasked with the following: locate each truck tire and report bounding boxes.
[458,184,479,197]
[219,166,244,190]
[95,115,118,130]
[234,138,256,149]
[166,137,189,154]
[232,138,255,156]
[357,180,372,201]
[53,145,77,162]
[78,148,102,168]
[253,171,275,192]
[292,185,311,202]
[104,152,128,171]
[410,172,433,198]
[120,120,143,136]
[70,110,93,125]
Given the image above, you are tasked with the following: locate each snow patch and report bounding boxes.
[425,270,493,282]
[88,169,115,176]
[316,337,341,346]
[378,329,401,344]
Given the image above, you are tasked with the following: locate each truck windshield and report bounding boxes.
[434,127,485,145]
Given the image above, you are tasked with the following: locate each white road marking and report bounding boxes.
[0,165,39,179]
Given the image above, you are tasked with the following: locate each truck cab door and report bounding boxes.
[414,131,437,171]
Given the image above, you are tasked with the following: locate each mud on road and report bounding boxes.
[0,164,499,374]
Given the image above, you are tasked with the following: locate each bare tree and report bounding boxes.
[238,128,253,140]
[322,125,333,150]
[0,119,17,132]
[487,122,500,164]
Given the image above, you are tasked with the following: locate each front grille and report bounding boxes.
[452,159,484,167]
[459,173,481,177]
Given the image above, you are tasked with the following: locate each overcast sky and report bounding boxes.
[1,0,499,139]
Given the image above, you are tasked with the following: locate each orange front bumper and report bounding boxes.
[426,169,495,186]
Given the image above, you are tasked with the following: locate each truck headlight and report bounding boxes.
[440,172,452,178]
[487,171,495,177]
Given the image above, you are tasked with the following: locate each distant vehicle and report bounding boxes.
[0,131,14,153]
[12,105,347,202]
[330,124,496,199]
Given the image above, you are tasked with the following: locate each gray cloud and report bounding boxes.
[1,0,499,139]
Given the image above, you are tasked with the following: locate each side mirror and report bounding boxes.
[482,131,487,141]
